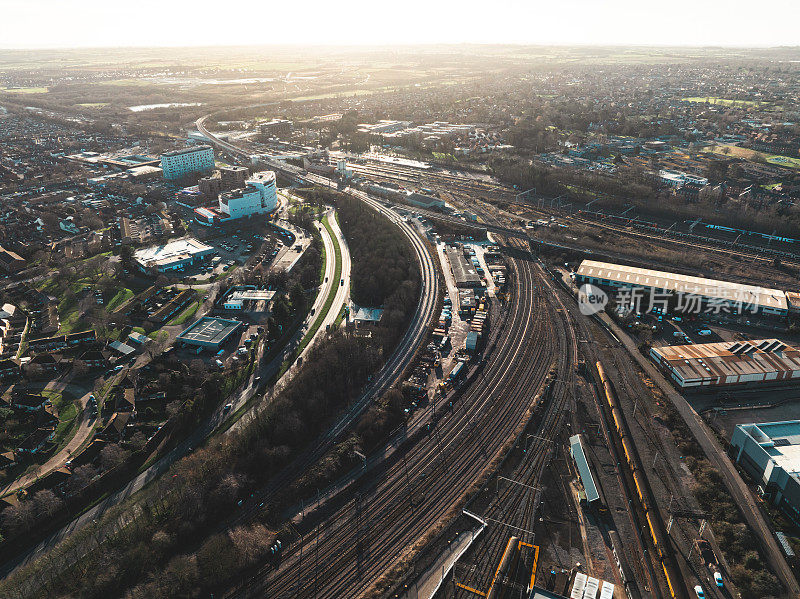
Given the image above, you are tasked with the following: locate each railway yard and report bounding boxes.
[3,37,800,599]
[5,97,800,599]
[183,120,800,599]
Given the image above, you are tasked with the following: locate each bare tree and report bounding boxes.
[31,489,63,520]
[99,444,129,472]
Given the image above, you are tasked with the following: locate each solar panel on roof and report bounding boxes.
[729,343,743,354]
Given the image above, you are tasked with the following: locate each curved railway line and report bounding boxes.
[215,189,441,533]
[224,236,566,598]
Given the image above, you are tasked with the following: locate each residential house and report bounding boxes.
[0,246,25,273]
[98,411,131,442]
[0,451,16,470]
[77,349,107,370]
[17,427,55,454]
[11,392,48,412]
[25,353,59,376]
[0,358,21,380]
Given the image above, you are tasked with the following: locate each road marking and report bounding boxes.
[455,582,487,596]
[529,544,539,588]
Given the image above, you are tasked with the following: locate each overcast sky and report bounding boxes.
[1,0,798,49]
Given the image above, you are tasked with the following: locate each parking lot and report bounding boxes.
[180,229,280,282]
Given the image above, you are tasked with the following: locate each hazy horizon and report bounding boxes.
[2,0,799,50]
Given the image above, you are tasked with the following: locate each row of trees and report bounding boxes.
[335,193,421,353]
[489,153,800,238]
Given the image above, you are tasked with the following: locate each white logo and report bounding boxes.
[578,284,608,316]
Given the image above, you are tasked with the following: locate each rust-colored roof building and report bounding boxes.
[650,338,800,388]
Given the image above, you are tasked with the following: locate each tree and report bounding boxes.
[65,465,97,496]
[166,400,182,419]
[99,443,129,471]
[31,489,62,520]
[1,501,34,536]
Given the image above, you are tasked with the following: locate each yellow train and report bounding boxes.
[596,361,683,599]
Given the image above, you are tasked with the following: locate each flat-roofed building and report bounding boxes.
[575,259,787,317]
[259,119,292,137]
[133,237,214,274]
[569,434,600,504]
[650,338,800,388]
[222,287,276,311]
[732,421,800,519]
[176,316,242,350]
[446,246,482,288]
[404,191,445,210]
[160,145,215,180]
[220,165,249,189]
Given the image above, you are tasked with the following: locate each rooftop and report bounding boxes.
[651,338,800,383]
[577,259,787,311]
[176,316,241,346]
[228,289,277,302]
[248,170,276,184]
[570,434,600,503]
[133,237,213,268]
[737,421,800,477]
[161,145,213,157]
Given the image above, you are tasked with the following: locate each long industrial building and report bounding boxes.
[446,246,482,288]
[650,338,800,388]
[731,421,800,520]
[575,259,788,317]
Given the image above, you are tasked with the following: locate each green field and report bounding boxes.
[42,390,80,451]
[107,288,134,312]
[166,300,200,326]
[704,144,800,170]
[295,213,342,358]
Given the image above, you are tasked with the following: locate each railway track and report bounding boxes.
[451,247,578,598]
[217,192,440,533]
[225,236,563,598]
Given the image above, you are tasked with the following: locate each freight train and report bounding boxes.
[596,361,684,599]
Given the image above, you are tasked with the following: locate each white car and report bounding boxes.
[694,585,705,599]
[714,572,723,588]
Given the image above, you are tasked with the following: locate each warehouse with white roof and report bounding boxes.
[575,259,788,317]
[134,237,215,274]
[732,421,800,519]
